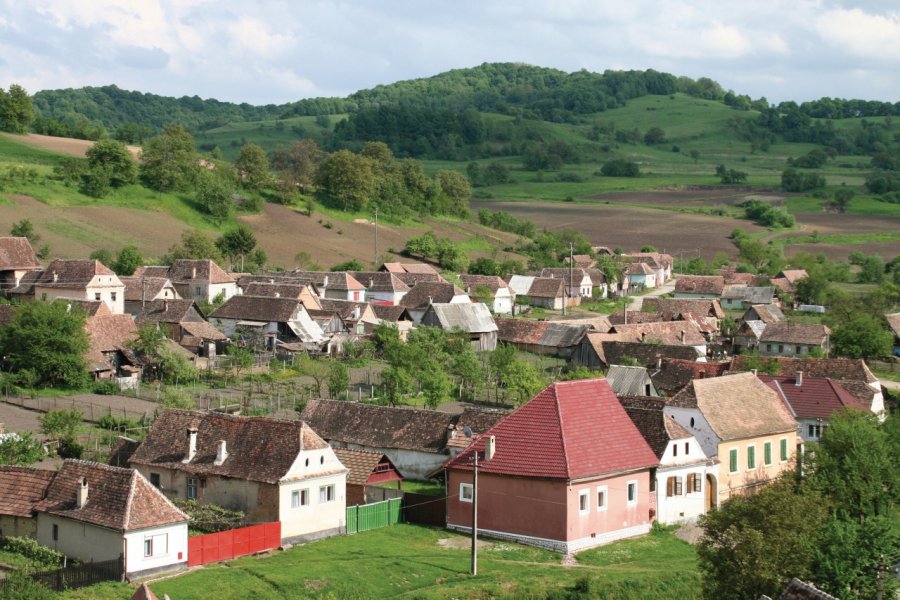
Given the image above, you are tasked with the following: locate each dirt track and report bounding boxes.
[0,132,141,159]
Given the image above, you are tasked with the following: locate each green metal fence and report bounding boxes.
[345,498,402,534]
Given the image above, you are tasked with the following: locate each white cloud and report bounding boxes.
[816,8,900,60]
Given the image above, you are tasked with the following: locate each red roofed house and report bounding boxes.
[0,236,42,291]
[759,373,878,442]
[332,448,403,506]
[0,460,190,580]
[445,379,658,553]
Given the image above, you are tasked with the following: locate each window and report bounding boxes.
[747,445,756,469]
[94,293,101,301]
[319,484,335,503]
[690,417,695,428]
[52,524,58,541]
[780,438,788,462]
[144,533,168,558]
[187,478,198,499]
[795,345,801,354]
[685,442,689,454]
[673,444,678,457]
[808,424,823,439]
[111,292,117,302]
[666,476,683,497]
[778,344,784,353]
[729,448,738,473]
[578,490,589,514]
[596,486,607,511]
[150,473,161,488]
[764,442,772,466]
[687,473,702,493]
[627,481,637,505]
[766,344,773,352]
[292,489,310,508]
[196,286,202,295]
[459,483,473,503]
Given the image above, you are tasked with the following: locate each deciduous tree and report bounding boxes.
[234,143,270,191]
[315,149,375,211]
[140,124,199,191]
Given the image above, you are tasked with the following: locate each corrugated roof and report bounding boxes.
[606,365,655,397]
[424,302,497,333]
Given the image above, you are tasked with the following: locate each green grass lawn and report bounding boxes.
[129,524,699,600]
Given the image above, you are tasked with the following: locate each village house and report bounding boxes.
[730,356,884,414]
[624,262,657,290]
[0,236,42,292]
[381,262,441,276]
[720,286,776,310]
[331,448,403,506]
[758,322,831,357]
[540,268,594,299]
[619,397,715,523]
[741,303,785,324]
[208,295,325,350]
[138,259,238,305]
[673,275,725,299]
[120,276,180,316]
[290,271,367,302]
[627,252,674,282]
[518,276,572,310]
[237,276,323,310]
[759,373,878,442]
[300,400,506,480]
[642,298,725,321]
[84,307,142,384]
[496,318,588,359]
[572,336,704,371]
[664,373,799,503]
[350,271,410,305]
[732,320,767,354]
[606,365,658,397]
[605,321,708,356]
[317,298,380,333]
[0,460,189,580]
[31,259,126,314]
[563,254,597,270]
[445,379,658,553]
[887,312,900,356]
[136,299,227,357]
[650,359,731,397]
[130,409,348,544]
[770,269,808,295]
[458,274,514,314]
[420,302,498,352]
[399,282,470,323]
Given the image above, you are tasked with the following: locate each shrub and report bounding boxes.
[0,536,64,567]
[173,499,245,534]
[57,438,83,459]
[92,380,120,395]
[600,159,640,177]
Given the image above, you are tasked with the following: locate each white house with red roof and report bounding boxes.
[444,379,658,553]
[759,373,881,442]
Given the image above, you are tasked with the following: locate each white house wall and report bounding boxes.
[37,514,122,564]
[123,522,188,577]
[655,437,713,524]
[664,407,720,459]
[278,472,346,541]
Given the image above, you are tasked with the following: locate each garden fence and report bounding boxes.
[345,498,402,534]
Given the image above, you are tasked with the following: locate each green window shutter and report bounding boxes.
[748,446,755,469]
[780,438,787,461]
[764,442,772,465]
[729,449,737,473]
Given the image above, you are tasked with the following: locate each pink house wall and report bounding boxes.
[447,469,652,550]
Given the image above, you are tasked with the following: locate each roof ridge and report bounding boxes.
[123,470,137,529]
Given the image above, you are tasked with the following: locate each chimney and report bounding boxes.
[274,292,280,298]
[192,266,197,279]
[428,296,433,305]
[448,425,457,440]
[214,440,228,465]
[53,271,58,283]
[680,329,686,343]
[183,426,198,463]
[353,305,360,320]
[656,358,662,370]
[485,435,496,461]
[322,275,329,288]
[76,477,88,509]
[751,368,758,376]
[641,331,647,342]
[795,370,803,387]
[163,299,168,312]
[369,278,374,288]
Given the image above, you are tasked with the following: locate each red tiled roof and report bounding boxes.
[332,448,400,486]
[759,375,869,419]
[37,260,118,287]
[730,356,877,384]
[0,466,55,517]
[34,460,188,531]
[169,259,235,285]
[674,276,725,295]
[446,379,658,479]
[0,237,41,270]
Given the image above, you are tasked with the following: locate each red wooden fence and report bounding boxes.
[188,522,281,567]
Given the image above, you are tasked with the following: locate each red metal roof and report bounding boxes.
[446,379,658,480]
[759,375,868,419]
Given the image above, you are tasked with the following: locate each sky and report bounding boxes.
[1,1,898,106]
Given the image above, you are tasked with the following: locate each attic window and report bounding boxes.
[320,456,324,465]
[305,458,309,467]
[690,418,695,428]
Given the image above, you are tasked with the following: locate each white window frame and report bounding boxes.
[578,489,590,515]
[144,533,168,558]
[596,485,608,512]
[291,490,301,508]
[319,484,335,503]
[300,488,309,506]
[187,477,198,499]
[459,482,473,503]
[626,480,638,506]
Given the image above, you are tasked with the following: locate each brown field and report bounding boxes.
[593,187,787,208]
[0,132,141,159]
[473,200,766,259]
[785,242,900,261]
[0,194,524,269]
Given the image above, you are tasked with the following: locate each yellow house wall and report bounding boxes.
[717,430,797,501]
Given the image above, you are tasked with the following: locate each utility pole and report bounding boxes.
[373,207,379,268]
[470,451,479,576]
